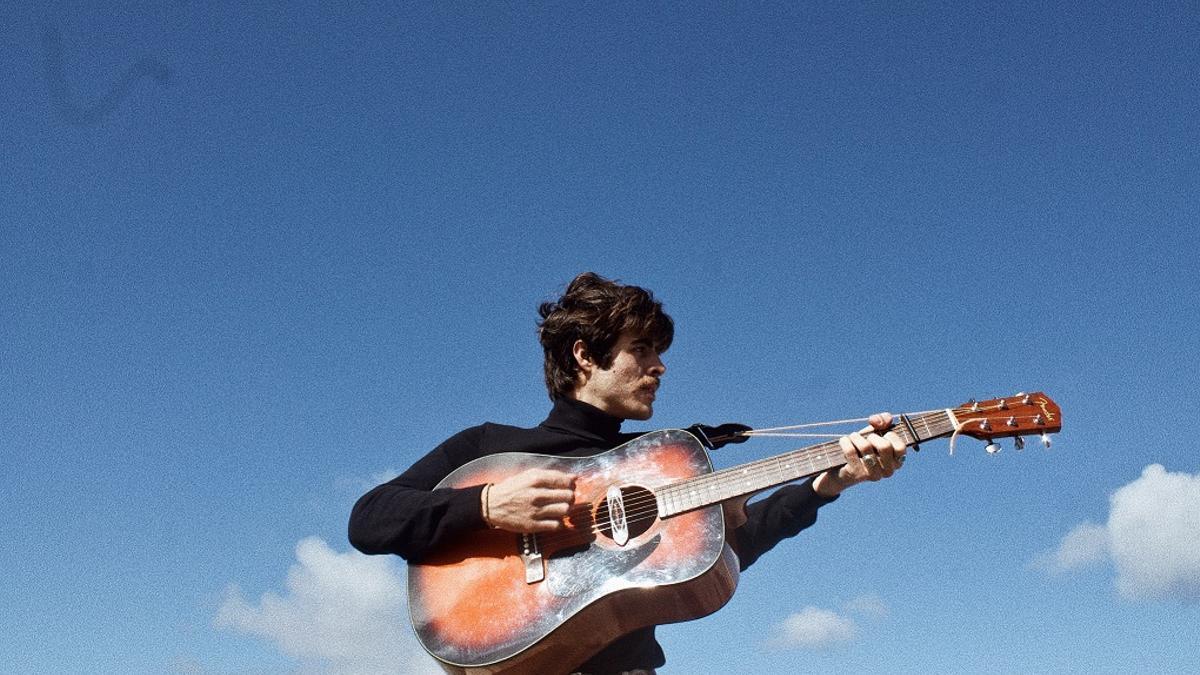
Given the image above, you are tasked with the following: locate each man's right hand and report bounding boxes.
[483,469,577,533]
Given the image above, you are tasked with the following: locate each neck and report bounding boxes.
[569,391,614,417]
[656,409,957,517]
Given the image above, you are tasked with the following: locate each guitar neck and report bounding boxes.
[656,410,958,518]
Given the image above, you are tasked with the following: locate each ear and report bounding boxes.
[571,339,594,376]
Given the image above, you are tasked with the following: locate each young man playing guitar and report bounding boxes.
[349,272,905,674]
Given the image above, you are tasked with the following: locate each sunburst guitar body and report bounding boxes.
[407,429,739,674]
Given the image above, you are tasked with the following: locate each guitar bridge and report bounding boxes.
[520,533,544,584]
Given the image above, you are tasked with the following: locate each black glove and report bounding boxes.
[686,422,752,449]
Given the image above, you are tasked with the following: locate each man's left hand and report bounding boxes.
[813,412,906,497]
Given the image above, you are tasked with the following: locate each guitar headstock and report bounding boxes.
[953,392,1062,451]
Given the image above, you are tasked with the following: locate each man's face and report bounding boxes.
[577,332,666,421]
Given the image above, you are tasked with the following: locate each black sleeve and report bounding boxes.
[732,478,838,571]
[348,426,489,561]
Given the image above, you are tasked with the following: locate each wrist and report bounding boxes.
[815,467,849,497]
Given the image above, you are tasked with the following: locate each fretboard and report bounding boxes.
[656,410,957,518]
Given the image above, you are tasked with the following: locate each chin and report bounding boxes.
[626,405,654,421]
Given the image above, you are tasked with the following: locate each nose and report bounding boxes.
[648,353,666,377]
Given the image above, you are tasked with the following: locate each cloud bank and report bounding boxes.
[1039,464,1200,602]
[216,537,438,674]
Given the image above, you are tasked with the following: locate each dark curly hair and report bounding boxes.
[537,272,674,400]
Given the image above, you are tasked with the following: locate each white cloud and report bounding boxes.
[1038,464,1200,602]
[767,606,856,650]
[844,593,889,620]
[1035,522,1109,572]
[216,537,440,674]
[765,595,889,651]
[1108,465,1200,600]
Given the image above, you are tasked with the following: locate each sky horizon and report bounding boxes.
[3,2,1199,673]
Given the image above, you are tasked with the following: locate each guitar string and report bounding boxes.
[550,445,850,541]
[550,441,903,545]
[536,411,1046,545]
[534,408,1035,544]
[603,405,1023,522]
[524,407,1048,547]
[737,408,951,435]
[578,406,1041,532]
[743,409,1049,438]
[737,432,845,438]
[537,441,875,547]
[564,435,888,540]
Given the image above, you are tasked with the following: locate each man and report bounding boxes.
[349,272,904,674]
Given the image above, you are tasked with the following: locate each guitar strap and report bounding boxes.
[686,422,752,450]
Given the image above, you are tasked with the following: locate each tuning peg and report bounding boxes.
[1041,433,1052,449]
[1014,436,1025,451]
[985,442,1001,454]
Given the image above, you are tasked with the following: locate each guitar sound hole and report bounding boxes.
[594,485,657,542]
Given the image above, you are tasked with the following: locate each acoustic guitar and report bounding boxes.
[408,393,1062,673]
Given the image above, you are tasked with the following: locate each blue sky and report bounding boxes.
[2,2,1198,673]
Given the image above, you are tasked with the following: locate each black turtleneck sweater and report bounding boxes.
[348,397,838,673]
